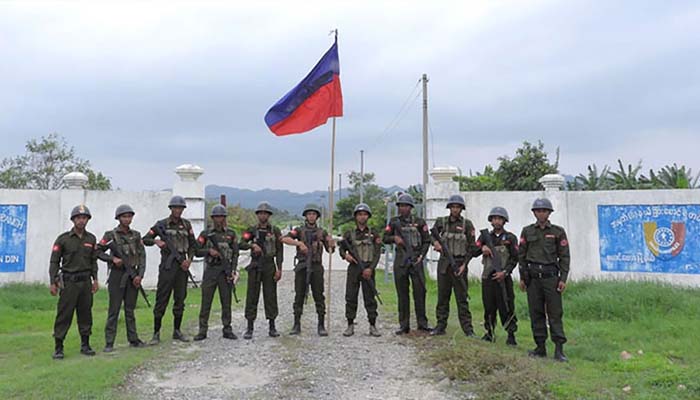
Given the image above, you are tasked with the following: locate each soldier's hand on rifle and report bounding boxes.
[519,279,527,292]
[274,269,282,282]
[344,253,358,264]
[91,279,99,294]
[232,271,240,285]
[154,239,166,249]
[251,243,263,255]
[415,255,423,264]
[457,264,466,276]
[298,241,308,254]
[112,256,123,267]
[50,284,58,296]
[394,236,404,247]
[481,245,492,257]
[433,241,442,253]
[362,268,372,280]
[208,248,221,258]
[492,271,505,282]
[181,258,192,270]
[557,280,567,293]
[133,275,142,288]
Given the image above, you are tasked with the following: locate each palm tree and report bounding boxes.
[572,164,611,190]
[649,164,699,189]
[607,159,651,190]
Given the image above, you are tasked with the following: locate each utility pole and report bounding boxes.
[360,149,365,204]
[421,73,429,218]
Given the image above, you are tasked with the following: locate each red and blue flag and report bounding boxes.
[264,39,343,136]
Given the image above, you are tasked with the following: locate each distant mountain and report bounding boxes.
[206,185,405,215]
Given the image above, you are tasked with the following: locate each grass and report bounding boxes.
[3,272,699,399]
[0,275,247,399]
[372,270,700,399]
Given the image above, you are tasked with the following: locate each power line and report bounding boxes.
[368,79,422,148]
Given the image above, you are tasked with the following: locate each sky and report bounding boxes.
[1,0,699,192]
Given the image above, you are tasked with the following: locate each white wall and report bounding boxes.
[425,167,700,287]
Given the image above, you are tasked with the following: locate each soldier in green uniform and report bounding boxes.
[239,201,284,339]
[518,198,570,362]
[430,194,478,337]
[95,204,148,352]
[282,204,335,336]
[143,195,197,344]
[383,193,432,335]
[476,206,518,345]
[49,205,99,359]
[338,203,382,337]
[193,204,239,341]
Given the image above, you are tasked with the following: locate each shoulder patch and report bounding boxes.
[197,235,206,244]
[385,225,392,233]
[560,239,568,246]
[520,236,526,245]
[290,229,298,237]
[243,231,252,240]
[52,244,61,252]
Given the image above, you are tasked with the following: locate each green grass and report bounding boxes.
[373,271,700,399]
[0,275,247,399]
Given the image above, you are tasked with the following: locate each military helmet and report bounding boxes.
[114,204,135,219]
[531,198,554,211]
[210,204,227,217]
[395,193,415,208]
[70,204,92,220]
[446,194,466,209]
[255,201,274,215]
[302,203,322,217]
[488,206,509,222]
[168,195,187,208]
[353,203,372,217]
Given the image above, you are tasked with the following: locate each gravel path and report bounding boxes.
[126,270,467,399]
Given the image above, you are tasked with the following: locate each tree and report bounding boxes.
[496,141,559,191]
[334,171,388,234]
[607,159,651,190]
[648,164,699,189]
[454,165,504,191]
[568,164,611,191]
[0,133,111,190]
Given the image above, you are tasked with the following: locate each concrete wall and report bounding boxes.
[0,165,207,288]
[425,167,700,287]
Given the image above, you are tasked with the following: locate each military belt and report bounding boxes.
[61,271,92,282]
[528,263,559,279]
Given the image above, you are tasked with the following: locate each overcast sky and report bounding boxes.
[1,1,699,192]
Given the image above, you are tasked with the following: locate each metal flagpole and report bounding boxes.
[327,116,336,330]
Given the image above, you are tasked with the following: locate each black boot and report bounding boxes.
[52,338,64,360]
[222,327,237,340]
[430,325,446,336]
[268,319,280,338]
[193,331,207,341]
[317,315,328,337]
[394,326,410,335]
[481,332,494,342]
[80,335,96,356]
[289,316,301,335]
[173,316,189,342]
[104,342,115,353]
[149,331,160,346]
[554,343,568,362]
[528,343,547,358]
[506,332,517,346]
[244,320,254,340]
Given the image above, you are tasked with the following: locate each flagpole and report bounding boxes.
[327,116,336,330]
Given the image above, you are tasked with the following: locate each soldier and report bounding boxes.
[476,206,518,345]
[193,205,240,341]
[430,194,479,337]
[383,193,432,335]
[338,203,382,337]
[239,201,284,339]
[143,195,197,344]
[95,204,148,352]
[282,204,335,336]
[49,205,99,359]
[518,198,570,362]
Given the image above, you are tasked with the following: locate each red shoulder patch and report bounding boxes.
[290,229,298,237]
[423,225,429,232]
[476,240,482,247]
[520,236,526,245]
[560,239,569,247]
[52,244,61,252]
[197,236,206,244]
[243,232,251,240]
[385,225,392,233]
[148,229,155,235]
[99,238,107,245]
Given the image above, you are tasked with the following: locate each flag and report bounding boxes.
[264,39,343,136]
